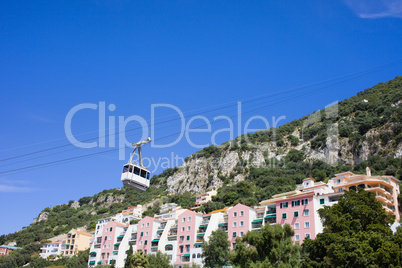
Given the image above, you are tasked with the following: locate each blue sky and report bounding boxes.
[0,0,401,235]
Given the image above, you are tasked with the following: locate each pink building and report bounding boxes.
[175,210,202,266]
[137,216,161,254]
[97,221,127,266]
[227,204,256,249]
[276,191,315,243]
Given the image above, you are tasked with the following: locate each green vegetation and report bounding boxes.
[302,189,401,267]
[230,224,301,268]
[202,229,231,268]
[0,248,89,268]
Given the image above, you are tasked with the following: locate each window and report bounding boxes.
[305,233,311,239]
[185,245,190,252]
[182,227,185,232]
[233,212,237,217]
[110,227,113,232]
[104,236,107,241]
[295,234,300,241]
[192,253,196,259]
[282,213,287,219]
[140,241,143,246]
[305,222,310,228]
[144,240,147,245]
[233,232,237,238]
[320,198,325,205]
[302,199,309,205]
[233,243,236,248]
[303,209,309,216]
[233,222,237,227]
[140,232,143,237]
[197,253,201,258]
[187,226,191,231]
[179,246,184,253]
[240,221,244,226]
[180,236,184,241]
[280,202,288,208]
[108,244,110,249]
[338,188,343,192]
[294,211,299,217]
[188,217,191,222]
[103,245,106,249]
[182,218,186,222]
[187,236,190,241]
[337,179,341,183]
[146,223,149,227]
[292,200,300,207]
[145,232,148,236]
[240,211,244,216]
[105,228,108,233]
[294,223,300,229]
[240,231,244,237]
[141,224,144,228]
[109,235,111,240]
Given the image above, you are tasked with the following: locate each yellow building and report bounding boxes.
[62,228,93,257]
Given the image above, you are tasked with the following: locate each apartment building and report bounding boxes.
[0,245,21,256]
[192,190,218,210]
[89,221,128,266]
[260,168,400,243]
[40,242,61,259]
[175,210,203,266]
[227,204,256,249]
[329,168,400,221]
[62,229,93,257]
[87,168,399,267]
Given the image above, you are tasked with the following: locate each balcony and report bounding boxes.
[181,254,190,262]
[151,246,158,253]
[94,244,101,249]
[168,236,177,241]
[251,218,263,230]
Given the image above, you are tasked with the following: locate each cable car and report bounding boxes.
[121,137,152,192]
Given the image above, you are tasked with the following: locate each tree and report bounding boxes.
[202,229,230,268]
[125,244,134,268]
[230,224,301,268]
[126,251,149,268]
[148,251,173,268]
[302,189,401,267]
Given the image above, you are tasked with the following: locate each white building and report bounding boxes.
[40,242,61,259]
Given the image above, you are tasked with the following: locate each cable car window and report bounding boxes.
[140,169,147,178]
[147,172,150,180]
[129,166,133,173]
[123,166,129,173]
[134,167,140,175]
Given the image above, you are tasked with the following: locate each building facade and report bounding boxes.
[40,242,61,259]
[0,245,21,256]
[87,168,399,268]
[61,229,93,257]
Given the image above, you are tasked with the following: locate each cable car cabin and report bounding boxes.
[121,164,150,192]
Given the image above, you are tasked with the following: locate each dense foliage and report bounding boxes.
[0,248,89,268]
[302,189,401,267]
[230,224,301,268]
[202,229,231,268]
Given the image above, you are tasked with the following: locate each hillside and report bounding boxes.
[159,76,402,193]
[1,76,401,248]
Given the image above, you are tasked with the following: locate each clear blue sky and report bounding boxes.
[0,0,401,235]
